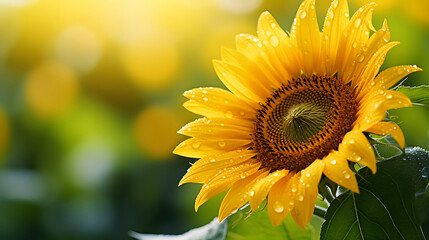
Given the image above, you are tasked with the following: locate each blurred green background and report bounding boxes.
[0,0,427,239]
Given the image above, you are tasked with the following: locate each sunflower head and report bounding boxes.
[174,0,421,229]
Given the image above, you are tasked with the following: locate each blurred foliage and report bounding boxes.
[0,0,427,239]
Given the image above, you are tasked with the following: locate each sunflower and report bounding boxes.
[174,0,421,229]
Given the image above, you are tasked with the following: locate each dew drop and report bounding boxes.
[349,139,355,144]
[422,167,429,178]
[270,36,279,47]
[266,30,271,37]
[326,21,331,27]
[328,10,334,19]
[354,18,362,27]
[356,54,364,63]
[273,201,284,213]
[305,173,311,178]
[300,10,307,19]
[224,100,229,104]
[271,23,276,28]
[385,94,392,99]
[210,158,216,162]
[249,190,255,196]
[344,173,351,179]
[356,156,361,162]
[306,184,310,188]
[192,142,201,149]
[239,111,245,116]
[298,195,304,202]
[345,13,349,18]
[218,141,226,147]
[291,187,297,193]
[273,172,279,177]
[289,201,295,206]
[352,42,357,48]
[203,97,208,101]
[225,111,233,118]
[331,159,337,165]
[333,0,338,8]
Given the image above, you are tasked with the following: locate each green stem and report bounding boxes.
[313,205,327,219]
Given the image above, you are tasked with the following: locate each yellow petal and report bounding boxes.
[249,169,289,211]
[178,117,252,140]
[213,60,265,103]
[257,11,300,78]
[235,33,261,59]
[336,3,375,82]
[221,47,282,91]
[173,137,252,158]
[323,151,359,193]
[218,169,269,221]
[322,0,349,75]
[182,87,257,119]
[338,130,376,173]
[291,0,322,76]
[345,19,390,88]
[366,121,405,148]
[356,89,412,131]
[355,42,399,95]
[267,173,297,226]
[291,160,325,230]
[370,65,422,91]
[195,162,261,211]
[179,149,257,185]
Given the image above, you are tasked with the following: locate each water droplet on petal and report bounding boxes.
[386,94,392,99]
[354,18,362,27]
[192,142,201,149]
[344,173,351,179]
[356,156,361,162]
[273,201,284,213]
[356,54,365,63]
[349,139,355,144]
[300,10,307,19]
[270,36,279,47]
[271,23,276,28]
[249,190,255,196]
[305,173,311,177]
[225,111,233,118]
[331,159,337,165]
[345,13,349,18]
[298,195,304,201]
[291,187,297,193]
[352,42,357,48]
[218,141,226,147]
[203,97,208,101]
[273,172,279,177]
[328,10,334,19]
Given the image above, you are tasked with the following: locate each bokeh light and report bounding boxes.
[122,25,181,91]
[0,108,9,159]
[133,106,183,160]
[25,62,79,118]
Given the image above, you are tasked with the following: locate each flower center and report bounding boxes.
[252,75,358,172]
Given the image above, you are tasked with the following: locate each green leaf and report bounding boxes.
[130,217,229,240]
[321,147,429,240]
[396,85,429,106]
[226,204,322,240]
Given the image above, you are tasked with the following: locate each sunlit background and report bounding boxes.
[0,0,427,239]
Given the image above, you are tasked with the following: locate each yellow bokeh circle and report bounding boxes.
[25,62,79,118]
[0,108,9,159]
[122,25,181,91]
[133,106,182,160]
